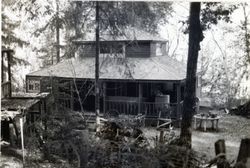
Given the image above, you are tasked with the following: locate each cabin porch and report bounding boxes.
[103,80,185,119]
[54,78,185,120]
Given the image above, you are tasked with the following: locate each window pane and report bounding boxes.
[112,44,123,53]
[100,43,111,53]
[35,83,40,90]
[29,84,34,90]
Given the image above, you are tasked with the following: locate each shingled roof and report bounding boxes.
[27,56,186,81]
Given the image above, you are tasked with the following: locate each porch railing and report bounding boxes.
[105,100,181,118]
[105,100,139,115]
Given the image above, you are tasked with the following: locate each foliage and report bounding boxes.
[199,3,250,107]
[200,3,238,30]
[99,2,173,34]
[2,14,28,48]
[181,3,238,34]
[2,2,31,91]
[1,13,29,66]
[88,119,202,168]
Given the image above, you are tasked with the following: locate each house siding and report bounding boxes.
[40,77,53,93]
[125,42,151,58]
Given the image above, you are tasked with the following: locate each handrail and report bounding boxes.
[105,99,180,117]
[105,99,178,105]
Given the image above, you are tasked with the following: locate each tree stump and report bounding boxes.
[215,139,226,159]
[237,138,250,167]
[214,139,230,168]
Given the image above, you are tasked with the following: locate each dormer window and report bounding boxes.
[76,42,124,58]
[100,43,111,54]
[126,42,151,58]
[75,40,166,58]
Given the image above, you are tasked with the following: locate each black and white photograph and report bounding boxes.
[1,0,250,167]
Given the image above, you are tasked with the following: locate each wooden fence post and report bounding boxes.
[214,139,230,168]
[237,138,250,165]
[159,130,164,143]
[215,139,226,159]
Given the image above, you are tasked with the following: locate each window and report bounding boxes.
[156,43,166,56]
[112,44,123,53]
[27,79,40,92]
[77,43,124,57]
[100,43,123,54]
[100,43,111,54]
[126,42,150,57]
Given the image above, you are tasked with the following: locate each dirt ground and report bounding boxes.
[143,114,250,163]
[191,114,250,162]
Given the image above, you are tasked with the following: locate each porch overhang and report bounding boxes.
[1,92,50,120]
[1,98,40,120]
[27,56,186,81]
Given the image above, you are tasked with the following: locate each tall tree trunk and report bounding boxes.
[180,2,203,148]
[242,3,250,65]
[56,0,60,63]
[95,1,101,132]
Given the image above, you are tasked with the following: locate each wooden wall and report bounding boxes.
[125,42,151,58]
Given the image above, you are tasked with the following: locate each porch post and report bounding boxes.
[7,51,12,98]
[138,83,143,114]
[176,82,181,119]
[43,99,47,136]
[70,80,74,110]
[103,82,106,114]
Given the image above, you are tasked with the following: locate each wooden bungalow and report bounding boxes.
[25,29,200,121]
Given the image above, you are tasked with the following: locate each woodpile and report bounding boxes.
[99,121,146,148]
